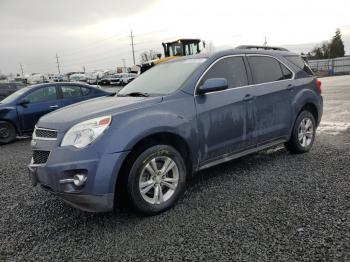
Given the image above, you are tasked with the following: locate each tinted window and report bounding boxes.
[284,55,314,76]
[25,86,57,103]
[248,56,285,84]
[200,57,248,89]
[61,86,82,98]
[81,87,91,95]
[280,63,293,79]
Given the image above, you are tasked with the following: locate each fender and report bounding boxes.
[0,106,21,135]
[103,93,198,165]
[288,87,322,138]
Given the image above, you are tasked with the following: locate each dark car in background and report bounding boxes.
[98,75,120,86]
[28,48,322,215]
[0,82,111,144]
[0,82,26,101]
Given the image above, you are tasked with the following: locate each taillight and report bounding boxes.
[315,78,322,95]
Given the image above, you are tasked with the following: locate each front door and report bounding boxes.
[195,56,255,165]
[17,85,59,131]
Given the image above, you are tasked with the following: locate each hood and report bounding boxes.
[0,102,15,112]
[37,96,163,131]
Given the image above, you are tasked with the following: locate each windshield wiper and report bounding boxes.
[118,92,150,97]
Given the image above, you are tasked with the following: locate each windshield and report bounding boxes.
[118,58,206,96]
[0,87,29,104]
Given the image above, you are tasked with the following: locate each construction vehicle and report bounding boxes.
[140,39,205,73]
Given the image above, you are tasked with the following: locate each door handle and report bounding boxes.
[50,105,59,108]
[287,84,294,91]
[243,94,254,102]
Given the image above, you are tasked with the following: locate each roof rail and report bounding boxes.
[235,45,289,51]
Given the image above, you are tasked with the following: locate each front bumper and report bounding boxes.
[28,147,129,212]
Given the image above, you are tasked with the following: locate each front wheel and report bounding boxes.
[285,110,316,154]
[127,145,187,215]
[0,121,16,145]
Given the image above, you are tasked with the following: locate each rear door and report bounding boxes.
[58,85,89,107]
[246,55,294,145]
[17,85,60,131]
[195,55,255,165]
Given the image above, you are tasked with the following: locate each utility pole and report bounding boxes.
[122,58,126,72]
[55,53,61,74]
[263,37,268,47]
[83,66,86,73]
[130,29,136,65]
[19,63,24,76]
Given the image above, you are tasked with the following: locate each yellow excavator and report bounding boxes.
[140,39,205,73]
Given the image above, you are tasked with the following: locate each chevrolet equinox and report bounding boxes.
[28,48,323,215]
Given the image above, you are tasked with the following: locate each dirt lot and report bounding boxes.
[0,76,349,261]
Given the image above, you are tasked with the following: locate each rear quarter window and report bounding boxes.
[283,55,314,76]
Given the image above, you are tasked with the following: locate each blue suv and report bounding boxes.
[28,47,323,215]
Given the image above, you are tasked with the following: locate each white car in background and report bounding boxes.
[117,73,138,85]
[69,73,88,82]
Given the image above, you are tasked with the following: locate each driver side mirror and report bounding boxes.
[18,98,29,106]
[197,78,228,95]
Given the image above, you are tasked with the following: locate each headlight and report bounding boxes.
[61,115,111,148]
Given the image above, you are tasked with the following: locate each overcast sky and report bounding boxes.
[1,0,350,75]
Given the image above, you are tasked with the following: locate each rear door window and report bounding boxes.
[81,87,91,96]
[199,56,248,89]
[61,85,82,98]
[248,56,285,84]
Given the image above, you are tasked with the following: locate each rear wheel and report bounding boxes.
[127,145,186,215]
[285,111,316,154]
[0,121,16,145]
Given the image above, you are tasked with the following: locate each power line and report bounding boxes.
[58,34,129,56]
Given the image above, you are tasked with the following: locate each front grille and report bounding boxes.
[35,128,57,139]
[32,150,50,164]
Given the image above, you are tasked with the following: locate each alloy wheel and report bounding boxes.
[139,156,179,205]
[298,117,314,148]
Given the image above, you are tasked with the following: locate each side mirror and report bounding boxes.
[197,78,228,95]
[19,98,29,106]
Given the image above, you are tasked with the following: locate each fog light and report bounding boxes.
[73,174,87,187]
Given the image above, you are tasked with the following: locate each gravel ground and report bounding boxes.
[0,76,349,261]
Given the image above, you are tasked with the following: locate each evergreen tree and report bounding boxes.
[329,28,345,58]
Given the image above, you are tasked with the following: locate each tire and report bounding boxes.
[127,145,187,215]
[0,121,17,145]
[285,110,316,154]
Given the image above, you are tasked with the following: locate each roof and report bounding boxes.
[235,45,289,51]
[163,39,202,44]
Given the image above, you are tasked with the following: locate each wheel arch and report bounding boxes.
[114,131,193,205]
[0,118,20,135]
[299,103,319,125]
